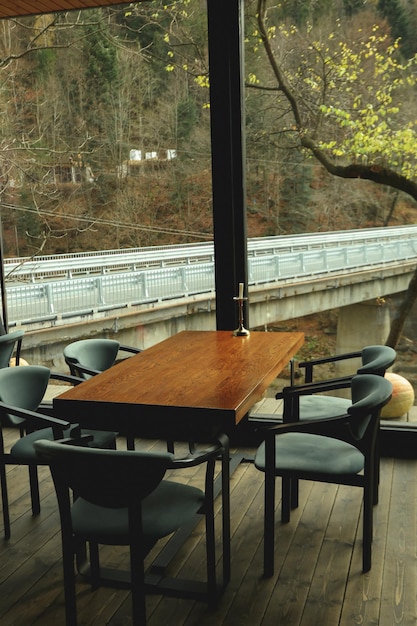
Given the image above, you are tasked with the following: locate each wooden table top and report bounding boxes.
[54,330,304,438]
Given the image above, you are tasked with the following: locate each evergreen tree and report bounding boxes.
[377,0,416,57]
[83,14,118,130]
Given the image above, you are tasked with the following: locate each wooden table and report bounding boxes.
[54,330,304,440]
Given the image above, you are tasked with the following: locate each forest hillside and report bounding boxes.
[0,0,416,258]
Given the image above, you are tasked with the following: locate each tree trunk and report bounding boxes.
[386,265,417,348]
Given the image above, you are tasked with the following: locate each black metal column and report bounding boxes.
[207,0,248,330]
[0,211,8,333]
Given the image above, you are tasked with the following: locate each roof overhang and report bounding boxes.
[0,1,131,19]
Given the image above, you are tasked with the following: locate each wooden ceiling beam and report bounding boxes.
[0,1,130,19]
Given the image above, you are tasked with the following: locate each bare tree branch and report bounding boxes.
[256,0,417,203]
[256,0,417,348]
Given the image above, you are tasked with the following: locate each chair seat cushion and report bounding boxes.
[255,432,364,475]
[71,479,205,544]
[299,395,351,420]
[11,428,116,462]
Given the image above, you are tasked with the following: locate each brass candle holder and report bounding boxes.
[233,293,250,337]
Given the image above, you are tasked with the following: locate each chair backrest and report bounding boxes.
[63,339,120,378]
[358,345,396,377]
[0,329,24,368]
[0,365,51,427]
[34,439,174,507]
[348,374,392,443]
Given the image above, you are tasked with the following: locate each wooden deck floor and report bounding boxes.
[1,427,417,626]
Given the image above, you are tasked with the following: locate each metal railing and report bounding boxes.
[6,225,417,326]
[6,224,417,282]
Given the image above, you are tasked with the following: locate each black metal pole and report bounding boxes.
[207,0,248,330]
[0,210,8,333]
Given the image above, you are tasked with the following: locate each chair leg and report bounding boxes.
[290,477,299,510]
[1,463,10,539]
[28,464,40,515]
[373,438,380,505]
[63,541,77,625]
[220,436,231,587]
[264,470,276,577]
[126,435,135,451]
[129,509,147,626]
[281,477,291,524]
[89,542,100,589]
[362,481,373,573]
[205,488,217,607]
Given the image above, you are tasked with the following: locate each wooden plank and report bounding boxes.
[339,458,394,626]
[192,462,269,626]
[379,458,417,626]
[248,397,283,421]
[261,481,339,625]
[300,484,362,626]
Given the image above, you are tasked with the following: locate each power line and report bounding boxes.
[2,203,213,240]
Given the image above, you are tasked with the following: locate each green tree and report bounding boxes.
[377,0,416,58]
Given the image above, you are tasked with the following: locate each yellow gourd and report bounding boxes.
[380,372,415,419]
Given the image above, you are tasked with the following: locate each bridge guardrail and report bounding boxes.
[5,224,417,282]
[7,264,215,324]
[6,228,417,327]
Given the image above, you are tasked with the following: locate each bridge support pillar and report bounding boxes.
[335,301,391,378]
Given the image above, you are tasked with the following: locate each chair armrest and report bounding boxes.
[37,372,85,416]
[298,350,361,383]
[260,413,353,474]
[168,435,227,469]
[52,433,94,446]
[275,378,352,423]
[169,444,223,469]
[263,412,350,438]
[276,376,352,400]
[50,371,85,386]
[0,400,71,431]
[15,334,23,365]
[65,358,101,377]
[119,344,142,355]
[298,351,361,369]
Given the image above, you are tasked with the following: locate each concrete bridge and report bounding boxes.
[10,225,416,369]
